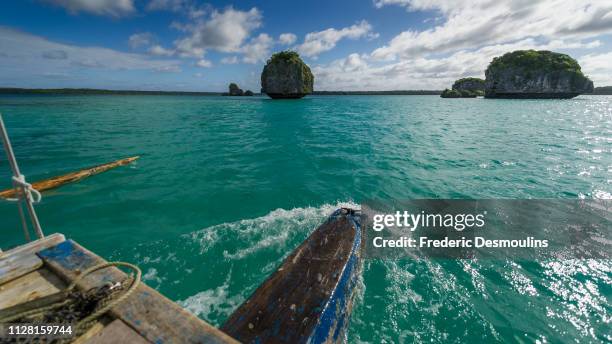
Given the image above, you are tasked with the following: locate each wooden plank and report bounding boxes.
[222,209,362,344]
[0,156,139,199]
[0,268,65,309]
[0,233,66,285]
[0,253,41,286]
[81,319,150,344]
[0,233,65,260]
[72,318,110,344]
[38,240,239,344]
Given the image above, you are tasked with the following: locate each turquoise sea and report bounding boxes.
[0,94,610,342]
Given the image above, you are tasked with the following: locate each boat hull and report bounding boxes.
[221,208,362,343]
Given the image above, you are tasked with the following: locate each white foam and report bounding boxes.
[178,271,243,323]
[186,201,359,258]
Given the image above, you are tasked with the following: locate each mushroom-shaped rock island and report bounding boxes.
[261,51,314,99]
[484,50,593,99]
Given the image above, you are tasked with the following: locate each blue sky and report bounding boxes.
[1,0,611,91]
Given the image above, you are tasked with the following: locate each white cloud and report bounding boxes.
[372,0,411,9]
[297,20,377,58]
[155,65,181,73]
[241,33,274,64]
[173,7,262,58]
[129,32,154,49]
[371,1,612,60]
[148,45,175,56]
[580,52,612,86]
[313,37,603,90]
[0,27,181,78]
[195,59,212,67]
[42,0,135,17]
[221,56,239,64]
[278,33,297,45]
[147,0,188,12]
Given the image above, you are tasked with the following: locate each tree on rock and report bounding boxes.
[261,51,313,99]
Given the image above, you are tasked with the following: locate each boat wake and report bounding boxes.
[120,201,360,326]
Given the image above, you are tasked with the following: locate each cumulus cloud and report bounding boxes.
[129,32,154,49]
[42,0,135,17]
[371,1,612,60]
[0,27,181,81]
[313,37,605,90]
[297,20,377,58]
[241,33,274,63]
[278,33,297,45]
[580,52,612,86]
[148,45,174,56]
[195,59,212,67]
[173,7,262,58]
[221,56,239,64]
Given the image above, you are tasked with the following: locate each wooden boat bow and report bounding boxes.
[222,208,363,343]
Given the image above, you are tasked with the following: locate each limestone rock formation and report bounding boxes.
[452,78,485,95]
[484,50,593,99]
[228,83,244,96]
[261,51,313,99]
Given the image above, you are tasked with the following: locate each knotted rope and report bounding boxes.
[6,174,42,203]
[0,262,141,342]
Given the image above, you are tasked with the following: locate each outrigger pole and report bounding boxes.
[0,113,44,241]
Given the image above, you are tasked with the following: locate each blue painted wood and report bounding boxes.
[308,209,362,343]
[37,239,238,343]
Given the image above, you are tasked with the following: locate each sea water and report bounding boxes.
[0,94,610,342]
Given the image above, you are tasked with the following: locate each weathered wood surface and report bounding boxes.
[221,209,363,344]
[38,240,238,344]
[0,268,65,309]
[0,233,65,259]
[0,156,139,199]
[72,317,111,344]
[0,253,41,286]
[0,234,65,285]
[82,319,150,344]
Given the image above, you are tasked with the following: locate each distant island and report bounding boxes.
[0,88,223,96]
[1,87,610,96]
[440,50,597,99]
[484,50,593,98]
[0,87,444,96]
[592,86,612,95]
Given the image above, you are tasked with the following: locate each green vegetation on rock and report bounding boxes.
[484,50,593,98]
[441,89,467,98]
[487,50,583,74]
[452,78,485,92]
[261,50,314,99]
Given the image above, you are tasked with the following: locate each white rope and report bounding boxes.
[5,174,42,203]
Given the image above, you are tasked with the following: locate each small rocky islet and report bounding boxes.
[441,78,485,98]
[260,51,313,99]
[442,50,593,99]
[225,83,254,96]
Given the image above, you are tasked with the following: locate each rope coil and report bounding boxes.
[0,261,141,342]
